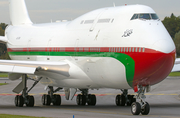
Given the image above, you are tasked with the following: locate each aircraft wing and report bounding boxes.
[0,60,70,80]
[171,58,180,72]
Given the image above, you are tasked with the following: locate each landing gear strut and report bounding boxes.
[42,86,62,106]
[14,74,41,107]
[131,85,150,115]
[76,89,96,106]
[115,89,136,106]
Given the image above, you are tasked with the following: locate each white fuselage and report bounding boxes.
[5,5,175,89]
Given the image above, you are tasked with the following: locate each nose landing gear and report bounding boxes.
[131,85,150,115]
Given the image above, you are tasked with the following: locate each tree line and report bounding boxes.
[0,14,180,58]
[162,13,180,57]
[0,23,9,59]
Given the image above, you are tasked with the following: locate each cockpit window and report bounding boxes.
[131,14,138,20]
[151,14,159,20]
[139,14,151,20]
[131,13,159,20]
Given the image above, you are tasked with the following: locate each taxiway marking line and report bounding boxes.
[39,106,180,118]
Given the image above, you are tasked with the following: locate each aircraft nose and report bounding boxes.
[153,39,175,53]
[132,40,176,87]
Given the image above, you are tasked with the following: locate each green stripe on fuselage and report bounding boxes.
[8,51,135,87]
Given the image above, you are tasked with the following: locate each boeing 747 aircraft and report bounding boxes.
[0,0,176,115]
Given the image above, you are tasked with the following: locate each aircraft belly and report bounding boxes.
[81,57,131,89]
[11,54,132,89]
[36,56,132,89]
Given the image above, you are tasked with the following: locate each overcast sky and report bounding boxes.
[0,0,179,24]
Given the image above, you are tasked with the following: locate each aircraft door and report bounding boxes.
[89,9,106,32]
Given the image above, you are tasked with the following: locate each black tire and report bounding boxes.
[79,95,86,106]
[45,95,51,106]
[141,102,150,115]
[115,95,120,106]
[28,96,34,107]
[56,95,61,106]
[119,95,125,106]
[91,94,96,106]
[42,94,46,105]
[17,95,24,107]
[53,95,61,106]
[76,94,81,105]
[26,95,34,107]
[14,95,19,107]
[52,95,57,106]
[26,95,30,107]
[131,102,141,115]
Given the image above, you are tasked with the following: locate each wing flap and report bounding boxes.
[13,66,36,74]
[0,65,14,72]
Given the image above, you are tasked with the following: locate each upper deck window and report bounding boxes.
[131,13,159,20]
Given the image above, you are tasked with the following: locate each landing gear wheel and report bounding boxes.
[14,95,19,107]
[76,94,81,105]
[141,102,150,115]
[116,95,125,106]
[116,95,120,106]
[131,102,141,115]
[45,95,51,105]
[79,95,86,106]
[53,95,61,106]
[17,95,24,107]
[42,94,46,105]
[56,94,61,106]
[26,95,34,107]
[120,95,125,106]
[87,94,96,106]
[76,94,86,105]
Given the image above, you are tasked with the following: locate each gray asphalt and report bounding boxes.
[0,77,180,118]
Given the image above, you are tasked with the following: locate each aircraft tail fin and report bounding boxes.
[9,0,33,26]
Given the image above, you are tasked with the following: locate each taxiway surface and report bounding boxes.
[0,77,180,118]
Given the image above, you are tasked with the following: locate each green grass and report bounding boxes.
[0,83,8,86]
[0,73,8,77]
[0,114,47,118]
[169,72,180,76]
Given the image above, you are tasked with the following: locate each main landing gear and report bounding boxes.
[76,89,96,106]
[131,86,150,115]
[115,89,136,106]
[42,86,62,106]
[14,74,41,107]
